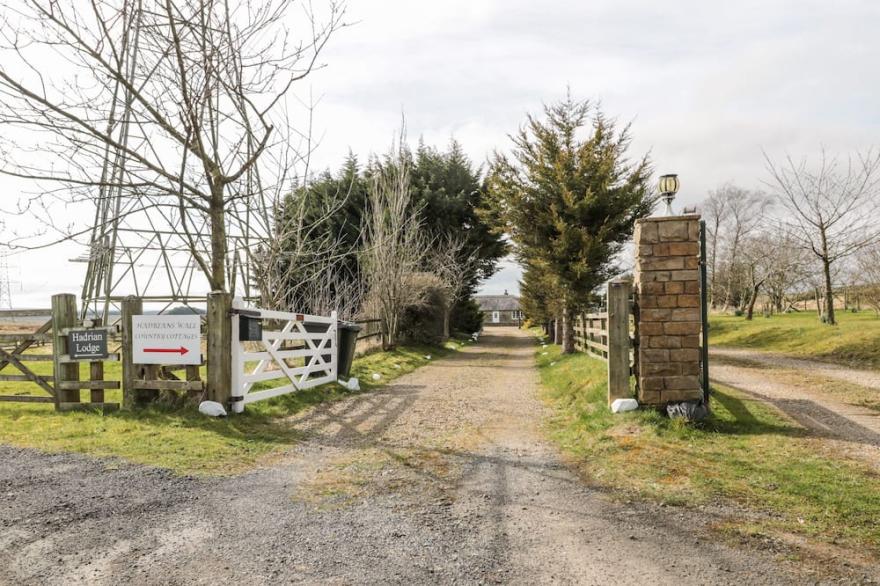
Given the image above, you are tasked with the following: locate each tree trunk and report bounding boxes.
[209,186,227,291]
[561,304,575,354]
[722,233,741,312]
[819,228,836,325]
[442,306,451,340]
[553,316,562,345]
[822,257,836,325]
[382,309,397,351]
[745,285,759,320]
[814,288,821,317]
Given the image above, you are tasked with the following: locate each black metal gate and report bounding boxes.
[699,220,710,403]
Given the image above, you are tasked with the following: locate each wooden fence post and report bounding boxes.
[121,296,142,409]
[606,279,632,405]
[89,317,104,406]
[51,293,79,408]
[207,291,232,406]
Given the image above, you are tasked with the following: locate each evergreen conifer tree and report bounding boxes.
[488,95,653,353]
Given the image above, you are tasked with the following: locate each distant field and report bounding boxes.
[710,310,880,367]
[0,316,50,333]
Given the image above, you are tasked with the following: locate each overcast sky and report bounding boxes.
[3,0,880,306]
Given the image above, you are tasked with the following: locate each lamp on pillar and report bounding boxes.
[658,174,680,216]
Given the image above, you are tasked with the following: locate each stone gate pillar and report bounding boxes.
[633,215,703,405]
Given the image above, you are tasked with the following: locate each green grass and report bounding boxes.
[711,310,880,367]
[535,337,880,555]
[0,340,461,475]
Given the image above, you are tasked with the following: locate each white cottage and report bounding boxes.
[474,291,523,326]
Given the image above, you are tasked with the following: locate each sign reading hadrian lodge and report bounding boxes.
[132,315,201,365]
[68,329,109,360]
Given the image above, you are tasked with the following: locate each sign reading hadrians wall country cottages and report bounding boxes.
[68,329,109,360]
[132,315,201,365]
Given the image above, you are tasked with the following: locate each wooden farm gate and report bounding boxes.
[0,310,54,405]
[230,299,338,413]
[0,295,120,411]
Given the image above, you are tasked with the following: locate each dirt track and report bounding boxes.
[711,348,880,466]
[0,328,841,584]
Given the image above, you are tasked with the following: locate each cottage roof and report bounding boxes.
[474,294,521,312]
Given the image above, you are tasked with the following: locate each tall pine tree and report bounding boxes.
[411,140,507,297]
[488,95,654,353]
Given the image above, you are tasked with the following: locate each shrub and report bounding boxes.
[399,287,445,345]
[451,297,484,335]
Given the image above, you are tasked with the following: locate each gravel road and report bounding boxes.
[0,328,851,584]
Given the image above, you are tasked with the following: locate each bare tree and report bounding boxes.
[765,148,880,325]
[361,139,431,350]
[701,189,729,308]
[428,233,479,339]
[763,230,808,313]
[738,236,771,320]
[714,185,772,311]
[254,181,363,317]
[0,0,346,303]
[853,245,880,315]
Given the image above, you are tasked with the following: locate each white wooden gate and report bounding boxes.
[230,299,338,413]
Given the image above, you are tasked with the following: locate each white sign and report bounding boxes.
[132,315,201,365]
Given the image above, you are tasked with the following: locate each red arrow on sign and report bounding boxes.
[144,347,189,355]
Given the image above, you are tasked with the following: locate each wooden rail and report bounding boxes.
[573,312,610,360]
[354,318,382,341]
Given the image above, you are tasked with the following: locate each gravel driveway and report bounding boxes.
[0,328,839,584]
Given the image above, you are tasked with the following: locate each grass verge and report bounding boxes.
[711,311,880,367]
[0,340,462,475]
[536,338,880,557]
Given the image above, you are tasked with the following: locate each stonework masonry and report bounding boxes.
[633,214,703,405]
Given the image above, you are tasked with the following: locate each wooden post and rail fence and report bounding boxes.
[572,279,634,405]
[0,292,386,412]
